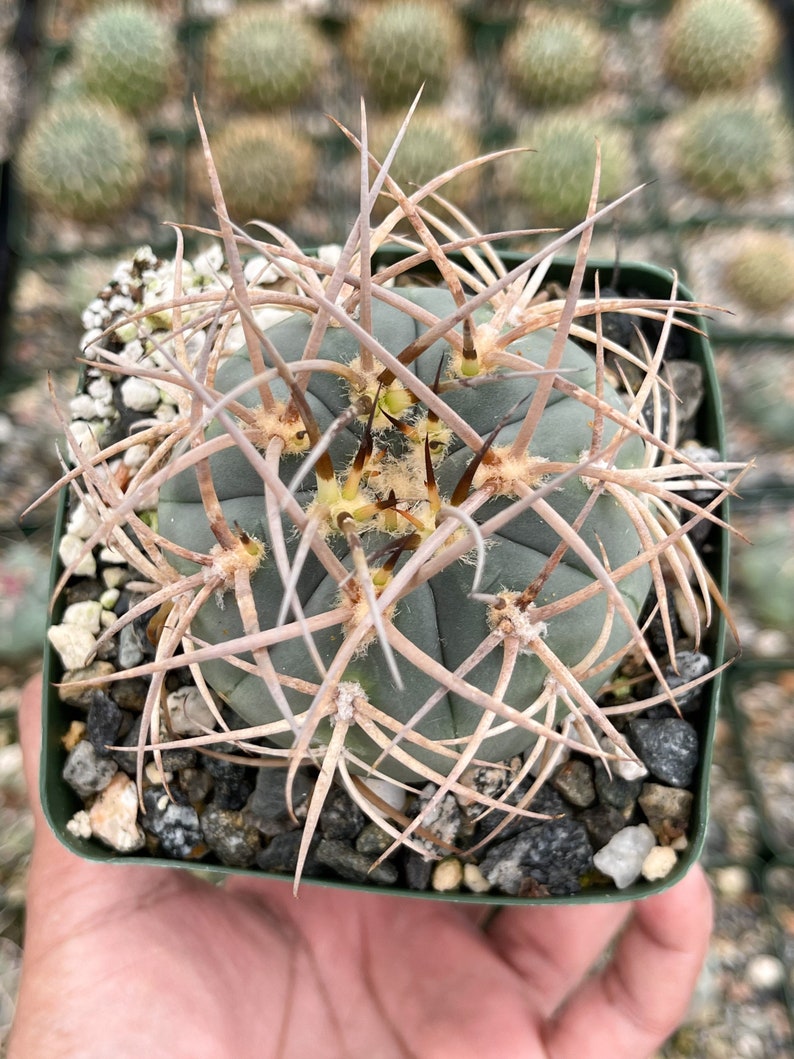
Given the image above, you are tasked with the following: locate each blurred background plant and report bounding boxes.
[1,0,794,1054]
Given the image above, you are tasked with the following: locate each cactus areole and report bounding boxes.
[158,284,652,781]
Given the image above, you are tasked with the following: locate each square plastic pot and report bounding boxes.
[40,251,730,905]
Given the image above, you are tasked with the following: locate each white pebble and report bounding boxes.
[123,442,151,469]
[66,420,104,463]
[102,567,128,589]
[66,810,92,839]
[166,686,219,736]
[89,772,145,852]
[641,844,677,881]
[61,600,103,635]
[100,587,120,610]
[120,376,161,412]
[66,500,99,540]
[745,953,785,991]
[357,776,407,813]
[593,824,657,889]
[47,624,97,671]
[58,533,96,577]
[69,393,99,420]
[99,544,128,565]
[601,736,648,781]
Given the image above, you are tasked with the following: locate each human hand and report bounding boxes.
[9,674,712,1059]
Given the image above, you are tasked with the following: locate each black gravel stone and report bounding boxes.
[651,651,713,715]
[315,838,399,886]
[62,739,118,798]
[578,804,629,851]
[552,759,597,808]
[593,760,644,813]
[404,851,434,891]
[109,715,148,775]
[200,806,260,867]
[319,786,365,841]
[475,783,570,844]
[160,747,198,771]
[110,675,151,712]
[203,756,255,811]
[86,691,125,756]
[479,817,594,896]
[248,767,313,834]
[627,718,699,788]
[256,831,324,877]
[142,786,205,859]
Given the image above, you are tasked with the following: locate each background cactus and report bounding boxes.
[672,98,792,200]
[512,113,632,225]
[207,5,326,110]
[206,117,317,222]
[345,1,465,108]
[16,99,146,222]
[73,1,178,112]
[723,230,794,313]
[504,6,604,106]
[369,109,480,209]
[662,0,781,94]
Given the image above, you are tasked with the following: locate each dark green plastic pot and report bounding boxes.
[41,252,730,904]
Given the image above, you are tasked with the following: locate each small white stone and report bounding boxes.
[100,587,120,610]
[671,834,689,851]
[745,953,785,991]
[58,533,96,577]
[593,824,657,889]
[66,810,92,839]
[66,420,104,463]
[99,544,128,565]
[166,686,219,736]
[432,857,463,893]
[641,844,678,881]
[89,772,145,852]
[69,393,99,420]
[66,500,100,540]
[123,442,151,469]
[102,567,128,589]
[463,862,492,893]
[47,624,97,671]
[120,376,161,412]
[61,600,104,635]
[600,736,649,781]
[100,609,116,630]
[357,776,407,813]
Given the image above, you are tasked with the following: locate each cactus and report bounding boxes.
[207,5,326,109]
[512,113,632,225]
[504,6,604,106]
[345,2,465,108]
[662,0,781,94]
[724,230,794,313]
[205,117,317,222]
[370,109,480,208]
[16,99,146,222]
[672,98,792,201]
[73,2,179,112]
[50,108,739,890]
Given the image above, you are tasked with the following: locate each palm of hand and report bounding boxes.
[10,677,712,1059]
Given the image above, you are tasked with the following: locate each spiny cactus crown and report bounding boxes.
[17,98,146,222]
[207,5,326,109]
[206,117,317,223]
[504,5,604,106]
[73,1,178,112]
[346,1,465,108]
[663,0,781,94]
[673,98,792,200]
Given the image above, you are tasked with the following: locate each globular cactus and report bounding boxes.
[512,113,632,225]
[50,109,739,890]
[724,230,794,313]
[16,99,146,222]
[205,117,317,222]
[369,109,480,209]
[207,5,326,109]
[662,0,781,94]
[672,98,792,201]
[504,6,604,106]
[345,2,465,108]
[73,1,179,112]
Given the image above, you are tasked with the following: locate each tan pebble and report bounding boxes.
[61,720,87,751]
[671,834,689,851]
[641,845,678,881]
[58,661,116,707]
[89,772,145,852]
[144,760,173,786]
[432,856,463,892]
[463,862,492,893]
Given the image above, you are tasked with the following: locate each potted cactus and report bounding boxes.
[37,104,744,903]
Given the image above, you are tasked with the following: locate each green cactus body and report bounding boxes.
[504,6,604,106]
[724,230,794,313]
[673,98,791,200]
[371,110,479,207]
[207,117,317,221]
[73,1,178,112]
[16,99,146,221]
[158,289,651,781]
[346,2,465,108]
[663,0,781,94]
[513,114,631,225]
[207,6,325,109]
